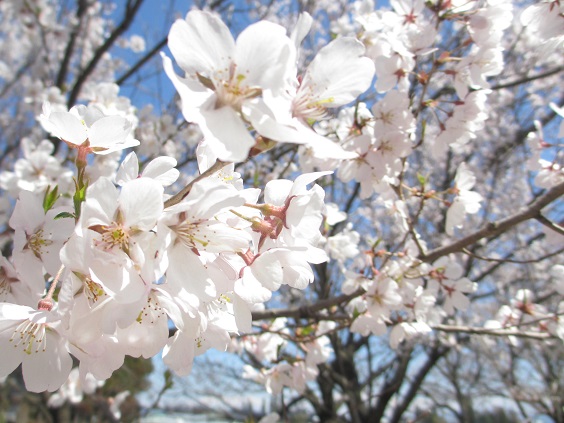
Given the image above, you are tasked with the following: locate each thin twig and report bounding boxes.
[462,246,564,264]
[116,36,168,86]
[536,214,564,237]
[66,0,145,108]
[251,289,363,321]
[490,66,564,91]
[164,160,229,208]
[431,324,555,340]
[420,180,564,263]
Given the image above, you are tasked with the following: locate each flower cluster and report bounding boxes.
[0,1,562,408]
[163,10,374,163]
[0,132,334,391]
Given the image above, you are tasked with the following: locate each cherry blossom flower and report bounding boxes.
[108,391,130,420]
[445,162,483,236]
[427,257,477,314]
[326,223,360,262]
[163,10,296,162]
[350,277,403,336]
[0,138,73,197]
[115,151,179,187]
[245,36,374,159]
[389,321,432,349]
[520,0,564,44]
[374,54,414,93]
[371,90,415,135]
[39,102,139,155]
[0,255,34,306]
[10,191,74,294]
[431,90,489,157]
[160,177,250,310]
[47,368,103,408]
[0,303,72,392]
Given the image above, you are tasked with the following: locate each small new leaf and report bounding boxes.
[43,185,59,213]
[352,307,361,320]
[299,325,314,337]
[55,211,76,220]
[417,173,427,186]
[73,183,88,220]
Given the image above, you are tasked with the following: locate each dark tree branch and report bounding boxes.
[116,35,167,86]
[431,324,554,340]
[421,180,564,263]
[251,289,363,321]
[164,159,229,208]
[66,0,145,108]
[487,96,564,168]
[369,349,412,421]
[490,66,564,91]
[536,214,564,236]
[389,345,448,423]
[253,181,563,321]
[56,0,89,89]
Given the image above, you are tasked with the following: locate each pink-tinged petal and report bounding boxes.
[119,178,163,230]
[153,287,183,330]
[0,324,24,378]
[82,178,119,228]
[251,250,287,290]
[264,179,293,205]
[234,21,295,92]
[88,116,135,151]
[299,126,358,159]
[451,292,470,312]
[74,104,104,127]
[301,38,375,106]
[445,200,466,236]
[200,106,255,162]
[235,270,273,303]
[356,315,388,336]
[232,295,252,333]
[290,12,313,49]
[278,251,313,289]
[115,152,139,185]
[290,171,332,196]
[89,259,146,304]
[47,112,88,146]
[44,207,75,244]
[246,98,357,159]
[9,190,45,230]
[162,322,198,376]
[0,337,24,378]
[461,191,483,214]
[0,305,37,325]
[75,336,125,381]
[22,333,72,392]
[167,247,217,303]
[170,178,246,218]
[244,99,305,144]
[142,156,179,186]
[190,220,250,253]
[161,53,214,122]
[301,245,329,264]
[455,162,476,190]
[444,261,464,280]
[168,11,234,77]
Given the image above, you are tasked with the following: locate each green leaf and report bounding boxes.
[73,183,88,220]
[417,173,427,186]
[300,325,314,336]
[163,369,174,390]
[54,211,75,220]
[352,307,361,320]
[43,185,59,213]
